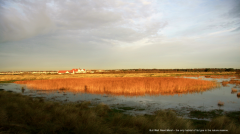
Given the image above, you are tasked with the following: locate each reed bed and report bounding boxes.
[231,88,237,93]
[222,79,240,86]
[15,77,218,96]
[205,75,237,79]
[237,93,240,98]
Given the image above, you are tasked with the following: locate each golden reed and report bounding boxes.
[218,101,224,106]
[231,88,237,93]
[15,77,218,96]
[222,79,240,86]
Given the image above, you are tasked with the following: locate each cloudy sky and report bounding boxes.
[0,0,239,71]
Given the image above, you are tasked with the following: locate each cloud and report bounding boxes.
[0,0,55,43]
[0,0,240,71]
[0,0,166,45]
[228,0,240,18]
[232,26,240,32]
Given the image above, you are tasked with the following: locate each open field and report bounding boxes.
[0,72,237,82]
[15,77,218,96]
[1,90,240,134]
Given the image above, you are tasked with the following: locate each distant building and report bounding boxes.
[58,68,86,74]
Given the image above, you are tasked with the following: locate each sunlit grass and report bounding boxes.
[15,77,219,96]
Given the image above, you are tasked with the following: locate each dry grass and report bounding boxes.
[205,116,240,134]
[0,72,236,82]
[218,101,224,106]
[15,77,218,96]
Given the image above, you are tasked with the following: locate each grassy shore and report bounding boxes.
[0,90,239,134]
[0,72,237,82]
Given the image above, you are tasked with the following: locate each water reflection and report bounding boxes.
[15,77,218,97]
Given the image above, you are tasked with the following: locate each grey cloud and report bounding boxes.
[92,27,145,43]
[56,10,122,30]
[228,0,240,18]
[53,0,159,30]
[0,0,165,44]
[0,0,55,43]
[232,26,240,32]
[47,0,165,43]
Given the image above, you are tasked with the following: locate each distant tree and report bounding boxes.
[225,68,234,72]
[205,68,211,72]
[236,70,240,74]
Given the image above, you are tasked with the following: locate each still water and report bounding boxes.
[1,76,239,117]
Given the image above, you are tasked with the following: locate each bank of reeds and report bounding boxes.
[222,79,240,86]
[1,91,240,134]
[218,101,224,106]
[205,75,236,79]
[15,77,218,96]
[231,88,237,93]
[237,93,240,98]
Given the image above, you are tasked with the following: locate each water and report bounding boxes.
[1,76,239,117]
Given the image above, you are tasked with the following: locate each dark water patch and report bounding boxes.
[135,108,145,111]
[118,107,135,110]
[189,109,224,119]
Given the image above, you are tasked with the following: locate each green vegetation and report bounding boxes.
[0,79,38,83]
[0,91,240,134]
[225,68,235,72]
[135,108,145,111]
[0,80,19,83]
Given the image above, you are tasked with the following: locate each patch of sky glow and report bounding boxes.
[102,38,151,49]
[208,28,237,36]
[46,0,55,7]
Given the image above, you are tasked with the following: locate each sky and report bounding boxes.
[0,0,240,71]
